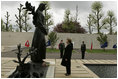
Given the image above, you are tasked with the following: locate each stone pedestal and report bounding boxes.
[28,61,49,78]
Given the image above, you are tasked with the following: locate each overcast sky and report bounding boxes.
[1,1,117,33]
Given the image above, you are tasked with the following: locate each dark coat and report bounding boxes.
[61,43,73,66]
[81,44,86,52]
[59,43,65,50]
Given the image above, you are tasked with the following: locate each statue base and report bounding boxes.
[8,61,49,78]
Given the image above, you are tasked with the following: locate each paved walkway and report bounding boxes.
[1,57,117,78]
[1,46,117,78]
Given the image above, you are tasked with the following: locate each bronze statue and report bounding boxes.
[24,1,47,63]
[9,2,49,78]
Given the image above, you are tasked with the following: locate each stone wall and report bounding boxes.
[1,32,117,49]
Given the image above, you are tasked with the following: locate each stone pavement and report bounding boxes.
[1,57,117,78]
[55,59,98,78]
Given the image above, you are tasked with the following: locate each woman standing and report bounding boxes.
[61,38,73,76]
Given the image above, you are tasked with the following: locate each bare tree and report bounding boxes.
[15,4,24,32]
[22,10,32,32]
[4,11,11,31]
[75,5,79,22]
[1,19,5,31]
[86,14,93,34]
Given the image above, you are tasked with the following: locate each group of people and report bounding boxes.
[58,39,86,76]
[59,40,86,59]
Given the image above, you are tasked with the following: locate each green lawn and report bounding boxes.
[23,47,76,53]
[46,48,60,53]
[46,48,76,53]
[23,47,116,54]
[86,49,117,54]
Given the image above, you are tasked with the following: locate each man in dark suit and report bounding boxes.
[81,41,86,59]
[61,38,73,76]
[59,40,65,58]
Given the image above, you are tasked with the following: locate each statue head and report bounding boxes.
[38,3,46,11]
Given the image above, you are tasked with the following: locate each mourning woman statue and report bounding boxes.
[24,2,47,63]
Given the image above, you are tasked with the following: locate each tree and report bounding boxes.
[15,4,24,32]
[54,21,86,33]
[48,31,59,49]
[22,10,32,32]
[1,19,5,31]
[91,1,106,34]
[64,9,70,23]
[16,28,19,32]
[40,1,53,32]
[97,33,108,51]
[104,10,117,35]
[86,14,93,34]
[54,9,86,33]
[4,11,11,31]
[62,9,73,31]
[9,24,14,32]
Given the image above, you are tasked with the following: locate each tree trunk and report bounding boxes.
[103,48,105,52]
[97,10,100,34]
[109,16,112,35]
[51,46,54,50]
[89,25,92,34]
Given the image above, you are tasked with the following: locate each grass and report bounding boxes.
[46,48,76,53]
[23,47,116,54]
[46,48,60,53]
[22,47,76,53]
[86,49,117,54]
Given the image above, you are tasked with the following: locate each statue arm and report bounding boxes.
[24,1,48,35]
[23,1,35,15]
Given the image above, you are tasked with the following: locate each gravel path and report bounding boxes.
[1,48,117,60]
